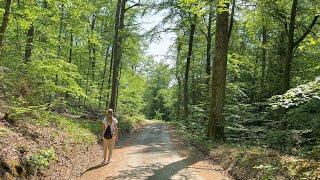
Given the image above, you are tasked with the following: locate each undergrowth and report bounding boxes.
[25,148,57,175]
[173,121,320,179]
[9,107,101,145]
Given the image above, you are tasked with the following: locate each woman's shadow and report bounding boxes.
[80,162,109,176]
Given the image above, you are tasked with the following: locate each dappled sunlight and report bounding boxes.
[81,123,230,180]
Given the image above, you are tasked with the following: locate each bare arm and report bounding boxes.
[102,123,105,137]
[114,123,119,141]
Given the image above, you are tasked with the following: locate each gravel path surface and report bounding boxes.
[80,122,231,180]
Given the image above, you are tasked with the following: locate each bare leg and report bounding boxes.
[103,139,108,163]
[107,140,115,162]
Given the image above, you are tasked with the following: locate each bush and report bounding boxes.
[25,148,57,175]
[117,115,145,133]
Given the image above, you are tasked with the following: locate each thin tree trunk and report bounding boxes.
[84,38,91,107]
[65,33,73,99]
[92,44,96,81]
[24,25,35,63]
[206,2,213,87]
[84,14,97,106]
[99,45,111,108]
[252,51,258,102]
[207,1,230,141]
[55,3,64,92]
[228,0,236,43]
[183,15,197,119]
[0,0,12,50]
[57,4,64,58]
[68,33,73,64]
[176,36,183,120]
[90,15,96,82]
[191,54,196,105]
[115,61,123,111]
[260,26,267,100]
[106,47,114,108]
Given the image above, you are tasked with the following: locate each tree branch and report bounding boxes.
[125,3,142,11]
[294,15,319,47]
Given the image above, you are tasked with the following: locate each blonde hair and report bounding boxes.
[106,109,113,124]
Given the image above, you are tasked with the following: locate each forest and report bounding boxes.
[0,0,320,179]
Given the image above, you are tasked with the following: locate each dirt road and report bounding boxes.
[80,122,231,180]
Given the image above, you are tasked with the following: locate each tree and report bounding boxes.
[24,25,35,63]
[175,35,183,120]
[205,0,214,89]
[183,14,197,119]
[207,0,230,140]
[281,0,319,92]
[109,0,126,111]
[0,0,12,50]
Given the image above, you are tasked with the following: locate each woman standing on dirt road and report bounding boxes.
[102,109,118,165]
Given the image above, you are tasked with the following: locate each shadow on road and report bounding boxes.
[106,154,209,179]
[81,122,229,180]
[81,163,107,176]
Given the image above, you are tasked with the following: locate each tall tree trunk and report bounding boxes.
[68,33,73,64]
[228,0,236,43]
[57,4,64,58]
[183,15,196,119]
[84,14,97,106]
[84,43,91,106]
[252,51,258,102]
[92,44,96,81]
[90,15,96,82]
[54,3,64,93]
[206,2,213,87]
[106,48,114,108]
[65,33,73,99]
[0,0,12,50]
[24,25,35,63]
[283,0,298,93]
[176,36,183,120]
[260,25,267,100]
[99,45,111,108]
[115,61,123,110]
[207,1,230,141]
[109,0,126,111]
[191,53,196,105]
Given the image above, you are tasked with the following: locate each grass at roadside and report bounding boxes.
[9,108,101,145]
[117,114,147,133]
[171,121,320,180]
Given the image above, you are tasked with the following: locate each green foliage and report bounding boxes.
[217,0,230,13]
[1,0,320,178]
[269,77,320,109]
[117,115,146,133]
[10,107,101,144]
[27,59,85,97]
[178,0,207,16]
[143,62,172,121]
[118,70,146,116]
[25,148,57,175]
